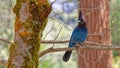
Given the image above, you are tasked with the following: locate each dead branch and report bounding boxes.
[52,27,62,47]
[39,45,120,57]
[0,59,6,66]
[39,47,75,57]
[51,0,57,5]
[0,38,12,44]
[1,43,119,66]
[43,22,55,39]
[41,40,69,44]
[0,38,117,48]
[0,31,109,45]
[41,40,108,46]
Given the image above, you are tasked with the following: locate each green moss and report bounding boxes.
[6,43,16,68]
[23,0,51,67]
[9,43,16,53]
[7,0,51,68]
[13,0,25,18]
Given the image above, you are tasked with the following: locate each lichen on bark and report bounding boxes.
[6,0,51,68]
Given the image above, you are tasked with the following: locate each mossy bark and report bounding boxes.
[6,0,51,68]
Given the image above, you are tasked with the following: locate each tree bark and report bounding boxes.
[6,0,51,68]
[78,0,112,68]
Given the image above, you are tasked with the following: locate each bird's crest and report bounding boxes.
[78,11,85,22]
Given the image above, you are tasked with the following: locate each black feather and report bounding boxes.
[62,51,72,62]
[78,11,85,23]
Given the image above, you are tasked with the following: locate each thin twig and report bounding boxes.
[41,40,105,46]
[50,12,64,18]
[43,22,55,39]
[41,40,69,44]
[9,0,13,10]
[0,38,113,47]
[54,27,62,41]
[53,27,62,47]
[51,0,57,5]
[50,2,65,18]
[0,59,7,66]
[0,38,12,44]
[41,29,111,44]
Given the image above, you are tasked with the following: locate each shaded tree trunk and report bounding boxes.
[78,0,112,68]
[6,0,51,68]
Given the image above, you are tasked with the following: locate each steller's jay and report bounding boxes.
[62,11,88,62]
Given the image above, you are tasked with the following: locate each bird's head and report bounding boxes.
[77,11,86,27]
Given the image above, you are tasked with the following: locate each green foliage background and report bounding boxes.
[110,0,120,68]
[0,0,120,68]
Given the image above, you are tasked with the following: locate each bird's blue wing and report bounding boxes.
[78,30,88,43]
[69,28,87,47]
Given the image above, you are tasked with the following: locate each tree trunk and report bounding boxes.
[78,0,112,68]
[6,0,51,68]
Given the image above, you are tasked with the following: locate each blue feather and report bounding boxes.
[62,11,88,62]
[69,26,87,47]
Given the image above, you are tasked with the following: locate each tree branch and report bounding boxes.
[0,32,107,45]
[39,47,75,57]
[0,38,12,44]
[39,45,120,57]
[0,59,6,66]
[41,40,69,44]
[51,0,57,5]
[41,40,108,46]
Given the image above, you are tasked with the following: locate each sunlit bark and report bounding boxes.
[78,0,112,68]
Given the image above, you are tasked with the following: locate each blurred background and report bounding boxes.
[0,0,120,68]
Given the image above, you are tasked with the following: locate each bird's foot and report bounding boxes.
[75,45,80,49]
[75,43,83,50]
[78,43,83,46]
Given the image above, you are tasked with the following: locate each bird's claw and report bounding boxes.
[75,45,80,49]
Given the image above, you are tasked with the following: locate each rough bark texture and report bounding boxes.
[78,0,112,68]
[6,0,51,68]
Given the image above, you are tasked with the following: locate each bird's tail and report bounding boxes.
[62,51,72,62]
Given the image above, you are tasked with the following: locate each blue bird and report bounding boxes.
[62,11,88,62]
